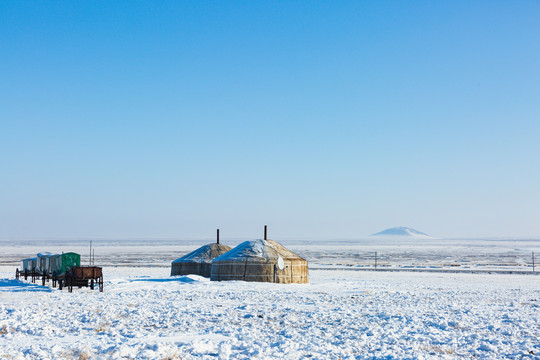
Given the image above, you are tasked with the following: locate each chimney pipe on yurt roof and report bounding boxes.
[264,225,267,240]
[171,230,232,278]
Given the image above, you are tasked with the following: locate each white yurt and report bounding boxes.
[171,243,232,278]
[210,239,309,284]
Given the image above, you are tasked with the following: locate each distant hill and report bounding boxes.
[371,227,432,238]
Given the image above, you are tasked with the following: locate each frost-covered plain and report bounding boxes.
[1,237,539,270]
[1,266,540,359]
[1,239,540,359]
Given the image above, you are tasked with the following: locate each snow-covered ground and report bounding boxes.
[1,265,539,359]
[1,239,540,359]
[1,237,540,270]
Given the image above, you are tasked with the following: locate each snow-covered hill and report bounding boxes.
[371,226,433,238]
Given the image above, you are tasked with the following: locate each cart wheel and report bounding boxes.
[99,276,103,292]
[67,273,73,293]
[15,268,19,280]
[90,279,94,290]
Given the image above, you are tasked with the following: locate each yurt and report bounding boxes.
[171,243,232,277]
[210,239,309,284]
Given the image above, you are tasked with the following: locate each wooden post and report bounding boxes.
[264,225,267,240]
[217,229,220,244]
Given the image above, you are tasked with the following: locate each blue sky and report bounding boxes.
[1,1,539,240]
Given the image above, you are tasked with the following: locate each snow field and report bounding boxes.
[2,238,539,270]
[0,267,539,359]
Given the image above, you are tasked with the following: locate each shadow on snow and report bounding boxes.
[129,275,207,284]
[0,279,53,292]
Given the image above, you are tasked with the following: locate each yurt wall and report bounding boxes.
[210,239,309,284]
[171,261,212,278]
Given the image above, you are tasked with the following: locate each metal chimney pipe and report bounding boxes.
[264,225,267,240]
[217,229,220,244]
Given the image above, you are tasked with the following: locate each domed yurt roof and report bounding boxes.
[211,239,309,284]
[172,243,232,264]
[171,243,231,277]
[211,239,297,262]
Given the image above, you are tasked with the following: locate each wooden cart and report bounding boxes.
[16,268,42,283]
[58,266,103,292]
